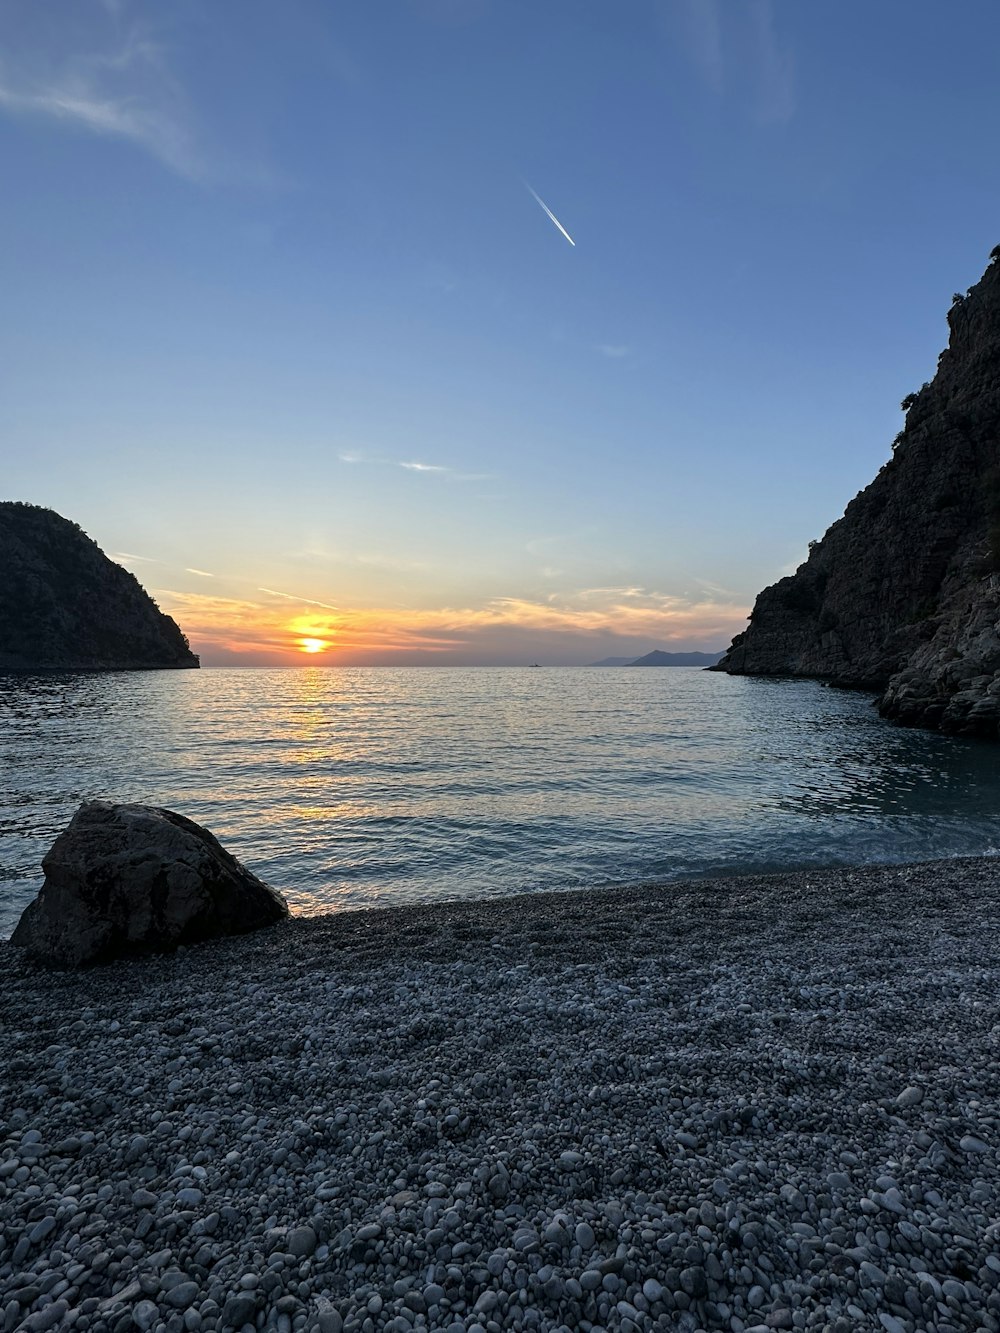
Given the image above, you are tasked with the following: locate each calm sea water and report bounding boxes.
[2,666,999,938]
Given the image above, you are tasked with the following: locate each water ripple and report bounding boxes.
[2,667,999,936]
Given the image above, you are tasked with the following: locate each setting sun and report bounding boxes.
[298,638,328,654]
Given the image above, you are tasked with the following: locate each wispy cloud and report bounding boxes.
[258,587,340,611]
[691,575,738,599]
[577,585,647,600]
[597,344,630,359]
[666,0,794,124]
[113,550,160,565]
[749,0,795,124]
[0,23,206,179]
[670,0,724,94]
[156,583,749,666]
[185,567,215,578]
[338,449,493,483]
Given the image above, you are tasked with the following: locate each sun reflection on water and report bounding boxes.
[2,667,1000,939]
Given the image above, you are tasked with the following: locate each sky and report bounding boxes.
[2,1,1000,666]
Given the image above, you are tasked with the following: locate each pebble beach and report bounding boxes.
[1,858,999,1333]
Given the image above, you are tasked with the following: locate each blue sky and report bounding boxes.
[2,0,999,665]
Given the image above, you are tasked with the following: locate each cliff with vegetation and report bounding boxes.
[0,503,199,671]
[714,248,1000,739]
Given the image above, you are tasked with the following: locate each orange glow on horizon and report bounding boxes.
[153,584,749,667]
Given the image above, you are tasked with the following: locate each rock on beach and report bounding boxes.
[10,801,289,968]
[1,856,999,1333]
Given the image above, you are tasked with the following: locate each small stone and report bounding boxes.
[223,1293,258,1326]
[316,1303,343,1333]
[133,1301,159,1331]
[575,1222,596,1250]
[878,1316,907,1333]
[896,1086,923,1108]
[959,1134,989,1153]
[24,1303,68,1332]
[288,1225,318,1257]
[28,1216,56,1245]
[512,1227,539,1253]
[164,1282,199,1310]
[680,1267,707,1299]
[160,1272,191,1293]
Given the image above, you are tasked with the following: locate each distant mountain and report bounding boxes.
[587,650,725,667]
[0,502,199,670]
[627,650,725,667]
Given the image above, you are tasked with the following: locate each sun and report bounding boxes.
[298,638,328,654]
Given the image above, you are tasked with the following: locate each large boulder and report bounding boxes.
[11,801,289,968]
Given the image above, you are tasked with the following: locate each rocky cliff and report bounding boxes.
[0,503,199,670]
[714,248,1000,739]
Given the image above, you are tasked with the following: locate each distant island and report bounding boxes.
[587,649,725,667]
[713,245,1000,740]
[0,502,199,671]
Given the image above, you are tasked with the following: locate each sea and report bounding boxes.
[2,666,1000,939]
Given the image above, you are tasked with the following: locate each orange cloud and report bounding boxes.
[154,586,748,667]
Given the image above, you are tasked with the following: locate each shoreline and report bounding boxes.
[2,856,999,1333]
[3,846,999,945]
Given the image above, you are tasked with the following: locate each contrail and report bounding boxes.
[259,587,339,611]
[524,181,576,247]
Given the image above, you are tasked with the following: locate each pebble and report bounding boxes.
[27,1217,55,1245]
[164,1281,200,1309]
[960,1134,990,1153]
[575,1221,596,1250]
[895,1085,923,1108]
[1,860,999,1333]
[287,1225,317,1257]
[133,1300,159,1330]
